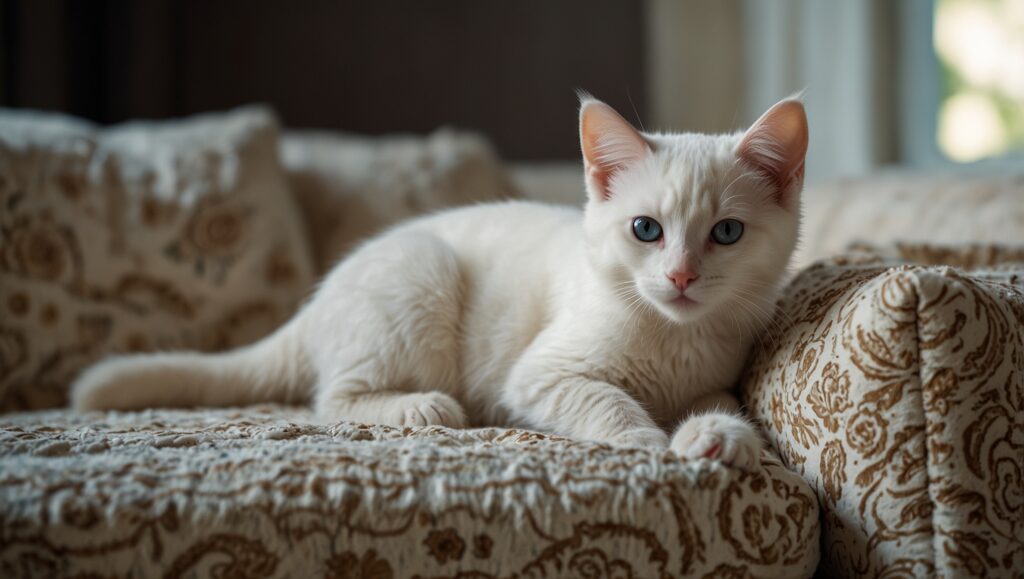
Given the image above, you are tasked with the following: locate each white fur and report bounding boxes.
[72,97,807,470]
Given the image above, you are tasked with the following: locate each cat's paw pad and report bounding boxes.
[610,427,669,448]
[670,413,761,470]
[399,392,468,428]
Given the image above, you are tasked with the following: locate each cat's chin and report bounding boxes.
[671,294,699,308]
[652,296,708,325]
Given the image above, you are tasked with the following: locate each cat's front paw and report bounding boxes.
[610,427,669,448]
[400,392,469,428]
[670,413,761,470]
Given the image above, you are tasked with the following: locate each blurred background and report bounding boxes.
[2,0,1022,182]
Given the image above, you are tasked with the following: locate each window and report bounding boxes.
[934,0,1024,162]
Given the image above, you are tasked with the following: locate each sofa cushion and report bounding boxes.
[282,129,519,273]
[796,169,1024,268]
[0,107,315,411]
[0,407,820,578]
[742,244,1024,577]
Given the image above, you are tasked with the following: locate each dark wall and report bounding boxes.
[0,0,647,160]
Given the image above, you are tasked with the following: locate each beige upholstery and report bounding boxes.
[797,168,1024,268]
[742,244,1024,577]
[282,129,519,273]
[0,407,820,578]
[0,107,315,411]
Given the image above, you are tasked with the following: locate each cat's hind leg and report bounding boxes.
[306,230,468,428]
[317,389,467,428]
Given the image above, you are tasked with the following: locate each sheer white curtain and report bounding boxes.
[648,0,938,181]
[741,0,938,180]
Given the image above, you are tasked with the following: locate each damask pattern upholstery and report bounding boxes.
[5,102,1019,578]
[0,107,315,411]
[281,129,519,273]
[0,407,821,578]
[742,244,1024,577]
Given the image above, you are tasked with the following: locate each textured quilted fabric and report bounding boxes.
[0,406,821,579]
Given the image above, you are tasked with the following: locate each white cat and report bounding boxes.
[72,95,808,469]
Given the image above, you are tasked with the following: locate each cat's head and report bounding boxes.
[580,95,807,325]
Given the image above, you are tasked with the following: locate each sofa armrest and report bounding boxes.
[742,248,1024,577]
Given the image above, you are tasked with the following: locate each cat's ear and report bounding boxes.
[579,96,650,201]
[736,98,808,204]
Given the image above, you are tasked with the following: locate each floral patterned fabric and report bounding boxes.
[281,129,519,273]
[0,107,315,411]
[742,245,1024,578]
[0,406,821,578]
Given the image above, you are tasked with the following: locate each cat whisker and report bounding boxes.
[730,291,789,351]
[727,296,772,353]
[733,285,796,330]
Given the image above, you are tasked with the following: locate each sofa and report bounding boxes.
[1,106,1021,578]
[515,163,1024,577]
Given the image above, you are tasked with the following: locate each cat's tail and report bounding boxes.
[70,317,314,412]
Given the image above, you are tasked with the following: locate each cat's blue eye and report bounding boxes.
[632,216,663,242]
[711,219,743,245]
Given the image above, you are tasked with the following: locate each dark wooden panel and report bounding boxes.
[2,0,646,160]
[2,0,71,111]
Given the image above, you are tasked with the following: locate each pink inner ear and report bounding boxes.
[737,99,809,198]
[580,100,650,200]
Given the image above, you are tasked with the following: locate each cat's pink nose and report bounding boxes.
[668,270,699,291]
